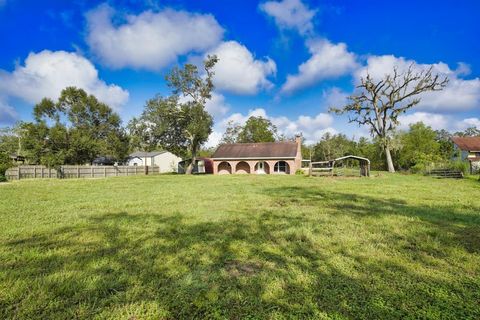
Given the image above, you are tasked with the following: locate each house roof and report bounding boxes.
[212,142,298,159]
[451,137,480,151]
[129,151,167,158]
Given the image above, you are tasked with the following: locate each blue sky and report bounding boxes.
[0,0,479,145]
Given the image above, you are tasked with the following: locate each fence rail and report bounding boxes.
[5,165,161,180]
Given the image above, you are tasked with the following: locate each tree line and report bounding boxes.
[0,57,478,180]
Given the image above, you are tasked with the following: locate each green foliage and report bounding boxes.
[331,65,448,172]
[237,116,277,143]
[220,116,278,144]
[435,129,455,160]
[130,56,217,174]
[0,126,20,180]
[21,87,128,165]
[312,133,356,161]
[1,175,479,318]
[397,122,442,171]
[220,120,243,144]
[129,96,187,156]
[454,126,480,137]
[447,160,470,175]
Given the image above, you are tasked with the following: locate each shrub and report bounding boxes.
[448,161,470,175]
[0,163,8,183]
[295,169,305,175]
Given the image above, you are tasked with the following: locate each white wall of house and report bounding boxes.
[154,152,182,173]
[127,152,182,173]
[128,157,144,166]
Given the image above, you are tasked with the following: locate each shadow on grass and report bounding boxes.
[1,188,480,319]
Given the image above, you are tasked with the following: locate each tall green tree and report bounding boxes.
[435,129,455,160]
[398,122,442,171]
[238,116,277,143]
[220,120,243,144]
[0,126,20,179]
[220,116,278,144]
[23,87,128,166]
[331,65,448,172]
[312,133,356,161]
[454,127,480,137]
[130,56,218,174]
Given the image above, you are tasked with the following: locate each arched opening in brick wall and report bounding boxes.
[273,161,290,174]
[235,161,251,174]
[254,161,270,174]
[217,161,232,174]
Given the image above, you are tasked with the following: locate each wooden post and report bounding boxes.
[309,161,312,177]
[104,167,107,177]
[49,168,51,178]
[144,165,148,175]
[17,167,20,180]
[77,167,80,178]
[91,167,94,178]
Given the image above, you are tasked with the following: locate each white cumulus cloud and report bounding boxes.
[179,91,229,119]
[0,50,129,110]
[355,55,480,112]
[206,107,335,147]
[281,38,357,94]
[260,0,316,35]
[455,117,480,130]
[398,112,448,131]
[208,41,277,95]
[0,101,18,125]
[86,4,224,70]
[205,92,230,118]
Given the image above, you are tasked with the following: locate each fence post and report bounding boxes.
[144,166,148,175]
[91,167,94,178]
[17,167,20,180]
[104,167,107,177]
[77,167,80,178]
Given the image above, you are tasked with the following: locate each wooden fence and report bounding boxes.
[5,165,161,180]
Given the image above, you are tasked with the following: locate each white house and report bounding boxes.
[127,151,182,173]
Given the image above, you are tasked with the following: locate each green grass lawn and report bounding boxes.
[0,173,479,319]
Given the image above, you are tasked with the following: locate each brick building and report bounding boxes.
[211,136,302,175]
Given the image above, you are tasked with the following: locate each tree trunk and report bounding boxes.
[185,150,197,175]
[384,146,395,173]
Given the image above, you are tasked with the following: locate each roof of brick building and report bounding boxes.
[451,137,480,151]
[212,142,298,159]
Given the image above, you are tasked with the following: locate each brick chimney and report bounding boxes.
[295,134,302,170]
[295,134,302,146]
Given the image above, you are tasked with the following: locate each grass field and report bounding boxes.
[0,173,479,319]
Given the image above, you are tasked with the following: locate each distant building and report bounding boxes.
[92,156,116,166]
[178,158,213,174]
[127,151,182,173]
[9,154,25,164]
[211,136,302,175]
[451,136,480,173]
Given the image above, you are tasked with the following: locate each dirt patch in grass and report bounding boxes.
[224,260,262,277]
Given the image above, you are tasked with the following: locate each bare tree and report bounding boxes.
[331,64,448,172]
